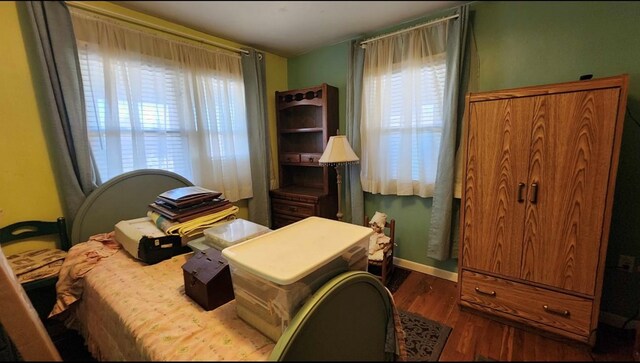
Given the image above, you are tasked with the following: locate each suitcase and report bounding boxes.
[114,217,189,265]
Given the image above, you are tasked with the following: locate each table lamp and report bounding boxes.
[318,134,359,221]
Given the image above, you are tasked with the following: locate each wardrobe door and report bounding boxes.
[461,97,534,278]
[520,88,620,295]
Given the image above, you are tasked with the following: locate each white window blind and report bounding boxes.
[384,58,446,181]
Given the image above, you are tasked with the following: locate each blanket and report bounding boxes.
[49,232,121,318]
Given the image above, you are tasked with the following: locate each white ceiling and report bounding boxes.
[113,1,467,57]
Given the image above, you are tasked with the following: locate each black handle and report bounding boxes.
[517,182,525,203]
[529,183,538,204]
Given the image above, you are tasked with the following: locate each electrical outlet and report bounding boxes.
[618,254,635,273]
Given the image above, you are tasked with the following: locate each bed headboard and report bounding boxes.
[71,169,193,244]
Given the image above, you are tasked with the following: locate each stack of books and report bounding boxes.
[149,186,233,223]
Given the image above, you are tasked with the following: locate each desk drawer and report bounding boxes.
[299,153,322,164]
[272,199,316,218]
[272,214,303,229]
[280,153,300,163]
[460,270,592,337]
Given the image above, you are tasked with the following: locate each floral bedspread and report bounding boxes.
[55,235,274,361]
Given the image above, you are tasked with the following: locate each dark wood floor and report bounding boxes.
[392,270,636,361]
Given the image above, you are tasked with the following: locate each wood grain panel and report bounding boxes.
[461,98,533,277]
[460,271,593,338]
[520,89,620,295]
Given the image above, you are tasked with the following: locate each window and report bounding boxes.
[360,22,448,198]
[72,10,252,201]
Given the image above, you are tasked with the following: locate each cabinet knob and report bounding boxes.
[288,206,298,212]
[308,157,314,162]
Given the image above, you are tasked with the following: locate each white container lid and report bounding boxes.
[222,216,372,285]
[204,218,272,248]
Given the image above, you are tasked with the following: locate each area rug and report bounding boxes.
[387,267,411,293]
[399,310,451,361]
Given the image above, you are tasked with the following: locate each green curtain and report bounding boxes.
[23,1,99,226]
[241,48,271,227]
[345,40,366,226]
[427,5,470,261]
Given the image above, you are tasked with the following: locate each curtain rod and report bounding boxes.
[360,14,459,47]
[65,1,250,55]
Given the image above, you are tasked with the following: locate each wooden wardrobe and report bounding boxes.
[458,75,629,346]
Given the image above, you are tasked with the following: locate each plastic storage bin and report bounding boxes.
[203,218,272,250]
[221,216,371,341]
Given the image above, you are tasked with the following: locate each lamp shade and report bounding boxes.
[318,135,360,165]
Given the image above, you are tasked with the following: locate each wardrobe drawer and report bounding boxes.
[460,270,592,337]
[272,199,316,218]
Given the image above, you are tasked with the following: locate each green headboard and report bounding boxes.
[71,169,193,244]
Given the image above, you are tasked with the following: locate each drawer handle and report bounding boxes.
[474,287,496,297]
[288,206,298,212]
[286,157,291,162]
[308,157,314,162]
[543,305,570,317]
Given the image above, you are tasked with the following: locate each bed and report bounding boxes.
[53,169,402,361]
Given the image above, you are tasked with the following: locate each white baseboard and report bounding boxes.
[393,257,459,282]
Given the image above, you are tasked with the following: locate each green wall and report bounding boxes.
[288,42,349,133]
[288,1,640,317]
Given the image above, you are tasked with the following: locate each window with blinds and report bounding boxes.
[360,50,447,197]
[385,58,446,181]
[78,44,192,179]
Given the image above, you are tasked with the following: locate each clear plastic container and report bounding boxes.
[203,218,272,250]
[222,217,371,341]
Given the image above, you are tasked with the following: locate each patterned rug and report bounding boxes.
[399,310,451,361]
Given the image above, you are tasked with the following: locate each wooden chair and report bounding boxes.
[364,215,396,287]
[0,217,70,320]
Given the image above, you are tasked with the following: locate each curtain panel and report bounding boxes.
[242,49,272,227]
[23,1,99,227]
[427,5,469,261]
[70,9,252,202]
[345,40,366,225]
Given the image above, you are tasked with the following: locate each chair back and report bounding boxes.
[0,217,70,251]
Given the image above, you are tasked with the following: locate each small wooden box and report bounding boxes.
[182,248,234,311]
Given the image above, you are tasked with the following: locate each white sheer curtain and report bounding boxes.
[70,10,252,202]
[360,21,448,197]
